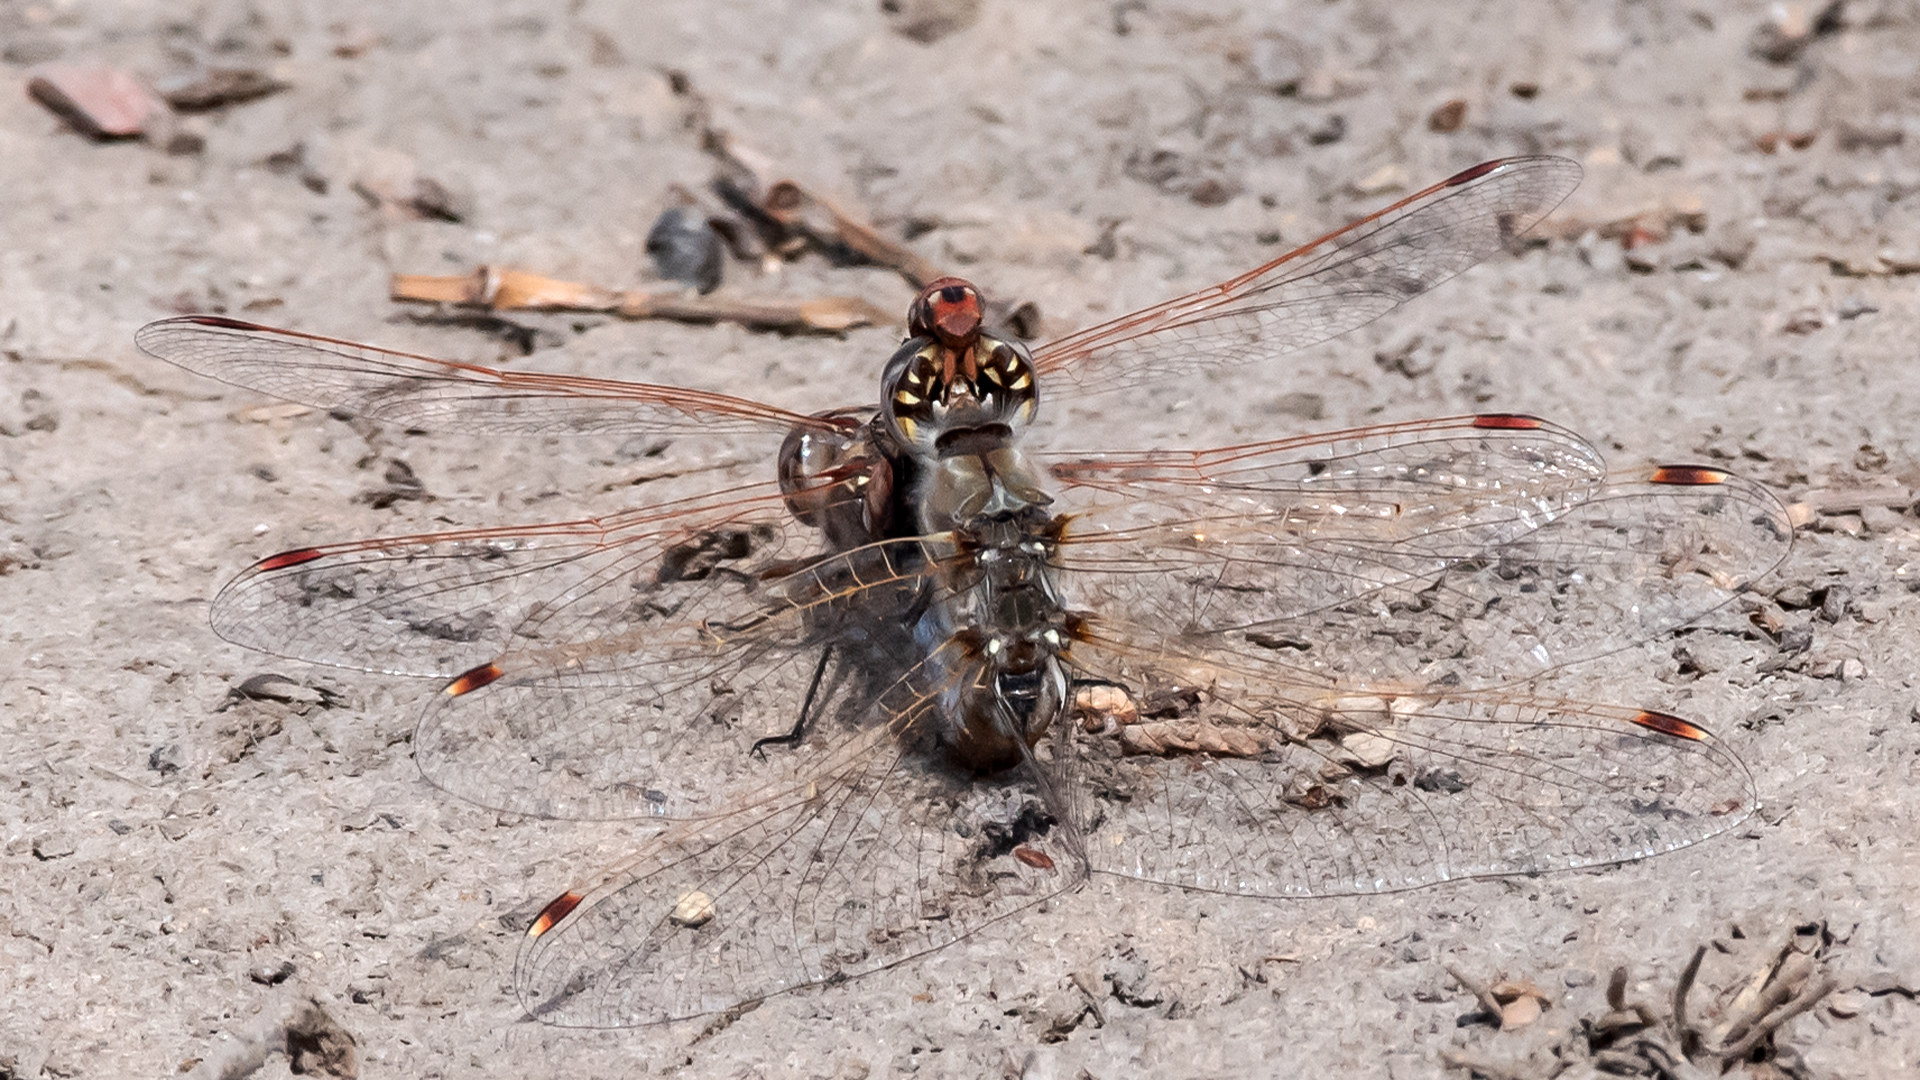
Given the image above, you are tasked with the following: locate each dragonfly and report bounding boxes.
[136,156,1792,1028]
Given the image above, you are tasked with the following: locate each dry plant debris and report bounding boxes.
[1441,922,1853,1080]
[384,71,1040,341]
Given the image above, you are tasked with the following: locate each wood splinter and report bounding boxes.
[390,265,891,334]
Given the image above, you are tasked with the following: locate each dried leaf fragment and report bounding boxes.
[1074,684,1139,732]
[1118,719,1264,758]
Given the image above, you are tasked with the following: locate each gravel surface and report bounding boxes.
[3,1,1918,1077]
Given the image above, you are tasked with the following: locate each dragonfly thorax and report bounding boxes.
[921,507,1077,774]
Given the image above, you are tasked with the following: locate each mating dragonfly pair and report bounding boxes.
[138,156,1790,1028]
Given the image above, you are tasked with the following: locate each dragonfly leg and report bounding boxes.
[751,646,835,757]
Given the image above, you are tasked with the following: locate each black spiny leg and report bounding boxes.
[752,647,834,758]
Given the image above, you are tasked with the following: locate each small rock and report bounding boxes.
[1185,176,1240,207]
[226,673,341,712]
[646,206,724,294]
[1272,391,1326,420]
[1428,99,1468,133]
[879,0,982,44]
[352,153,472,223]
[1834,123,1903,152]
[1351,163,1408,196]
[1305,113,1346,145]
[263,142,330,195]
[1818,513,1864,537]
[1754,130,1819,154]
[1773,582,1815,609]
[1837,295,1880,320]
[285,1000,359,1080]
[249,960,297,986]
[1860,505,1904,534]
[1780,306,1827,334]
[1855,971,1916,995]
[1809,654,1865,681]
[1026,987,1092,1042]
[1818,584,1852,623]
[27,62,168,139]
[148,743,184,775]
[1107,952,1163,1007]
[1750,1,1846,64]
[1242,32,1311,93]
[1826,989,1868,1018]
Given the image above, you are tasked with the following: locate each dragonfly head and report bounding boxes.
[883,278,1038,456]
[908,277,985,347]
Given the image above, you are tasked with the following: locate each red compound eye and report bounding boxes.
[910,276,984,345]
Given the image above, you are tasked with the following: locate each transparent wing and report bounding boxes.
[1030,156,1582,393]
[211,481,802,677]
[1053,419,1793,687]
[1049,413,1609,645]
[135,315,837,437]
[1051,430,1789,897]
[211,478,950,820]
[1069,666,1755,896]
[514,655,1085,1028]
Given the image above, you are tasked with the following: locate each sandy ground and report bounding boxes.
[3,1,1919,1077]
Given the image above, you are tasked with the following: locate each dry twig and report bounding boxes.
[391,266,890,334]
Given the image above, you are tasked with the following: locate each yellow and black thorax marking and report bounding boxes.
[881,332,1039,455]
